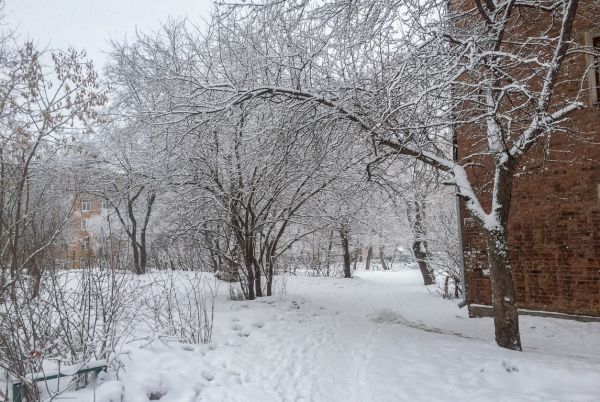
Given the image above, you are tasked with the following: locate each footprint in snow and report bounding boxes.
[225,370,243,385]
[231,323,243,331]
[502,360,519,373]
[225,337,242,347]
[202,370,215,381]
[252,321,265,328]
[149,391,166,400]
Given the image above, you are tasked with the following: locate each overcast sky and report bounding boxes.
[6,0,213,69]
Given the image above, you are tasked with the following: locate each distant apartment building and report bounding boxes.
[63,194,122,269]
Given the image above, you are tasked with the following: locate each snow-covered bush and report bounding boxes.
[426,194,462,300]
[0,265,134,401]
[145,271,217,344]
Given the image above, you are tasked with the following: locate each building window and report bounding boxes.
[584,28,600,105]
[102,200,109,209]
[81,237,90,251]
[81,200,92,212]
[81,218,89,231]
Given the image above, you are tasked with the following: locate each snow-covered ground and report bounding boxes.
[70,269,599,402]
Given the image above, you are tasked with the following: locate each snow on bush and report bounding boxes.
[144,271,217,345]
[0,266,134,401]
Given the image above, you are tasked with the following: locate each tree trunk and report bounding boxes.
[126,194,142,274]
[266,255,274,296]
[31,262,42,299]
[486,228,522,351]
[242,231,256,300]
[443,276,450,299]
[412,240,434,285]
[138,193,156,275]
[204,227,219,273]
[410,200,435,285]
[325,229,334,276]
[485,159,521,351]
[265,238,280,296]
[353,248,359,270]
[379,246,389,270]
[454,277,461,298]
[254,258,263,298]
[245,249,255,300]
[339,226,352,278]
[131,239,141,274]
[365,246,373,270]
[139,244,147,274]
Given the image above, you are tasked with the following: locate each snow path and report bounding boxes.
[77,270,600,402]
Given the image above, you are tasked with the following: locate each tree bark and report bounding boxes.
[379,246,389,271]
[339,225,352,278]
[266,254,274,296]
[365,245,373,270]
[483,156,522,350]
[31,262,42,299]
[138,192,156,274]
[410,200,435,285]
[325,229,334,277]
[204,226,219,273]
[486,228,522,350]
[254,257,263,298]
[245,242,255,300]
[412,240,434,285]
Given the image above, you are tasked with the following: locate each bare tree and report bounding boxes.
[199,0,597,350]
[0,40,105,295]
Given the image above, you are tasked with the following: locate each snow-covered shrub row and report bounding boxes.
[0,268,220,401]
[0,266,135,401]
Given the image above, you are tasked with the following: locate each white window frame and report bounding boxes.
[81,237,90,251]
[81,218,88,231]
[584,27,600,105]
[81,200,92,212]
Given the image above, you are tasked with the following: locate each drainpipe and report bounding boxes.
[452,113,468,309]
[455,194,467,308]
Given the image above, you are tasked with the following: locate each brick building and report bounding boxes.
[62,194,122,269]
[457,3,600,319]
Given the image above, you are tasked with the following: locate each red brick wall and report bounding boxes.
[458,4,600,317]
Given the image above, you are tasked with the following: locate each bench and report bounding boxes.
[12,360,107,402]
